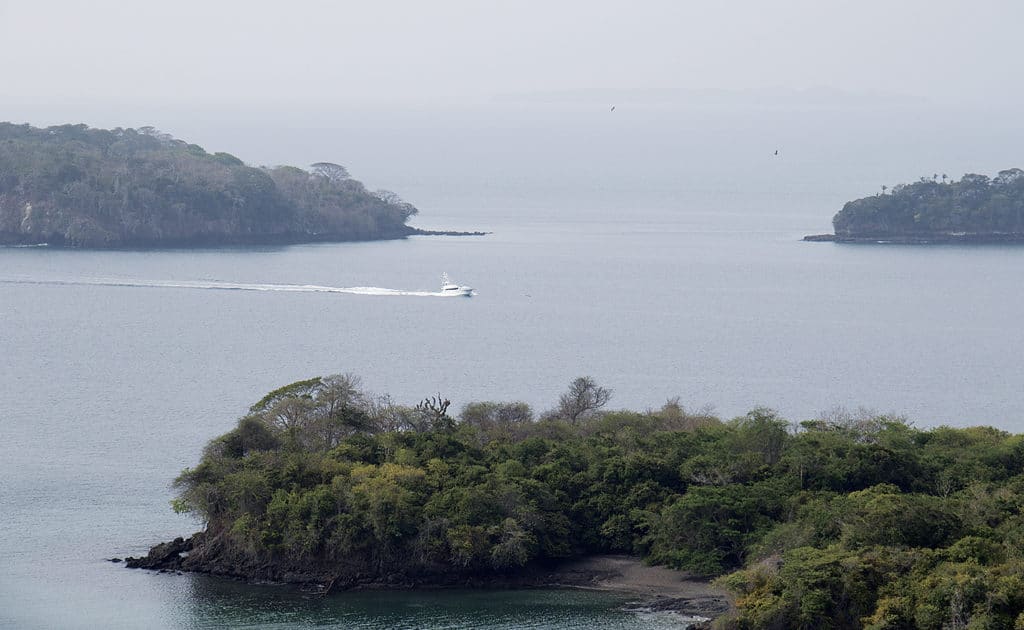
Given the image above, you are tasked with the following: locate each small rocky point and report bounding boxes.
[124,536,193,571]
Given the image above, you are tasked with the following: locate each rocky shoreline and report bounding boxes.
[411,228,490,237]
[122,536,729,623]
[804,232,1024,244]
[0,226,488,249]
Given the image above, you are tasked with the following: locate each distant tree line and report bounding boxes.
[0,123,418,247]
[169,374,1024,628]
[834,168,1024,238]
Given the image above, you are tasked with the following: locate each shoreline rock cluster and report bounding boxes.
[803,232,1024,244]
[124,540,729,621]
[0,226,489,249]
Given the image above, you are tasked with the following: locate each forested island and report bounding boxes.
[0,123,475,247]
[805,169,1024,243]
[128,375,1024,629]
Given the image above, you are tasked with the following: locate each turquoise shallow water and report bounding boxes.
[3,105,1024,628]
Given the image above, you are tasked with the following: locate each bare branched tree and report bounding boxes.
[305,373,373,449]
[372,189,419,218]
[310,162,350,182]
[416,395,453,431]
[318,373,367,419]
[373,189,402,205]
[557,376,611,424]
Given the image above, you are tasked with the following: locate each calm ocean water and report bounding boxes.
[2,105,1024,628]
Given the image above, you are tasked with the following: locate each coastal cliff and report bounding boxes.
[0,123,434,247]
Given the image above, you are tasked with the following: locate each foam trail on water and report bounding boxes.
[0,277,467,297]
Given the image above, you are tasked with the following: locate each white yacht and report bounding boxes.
[440,273,474,297]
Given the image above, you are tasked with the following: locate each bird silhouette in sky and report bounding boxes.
[774,149,779,156]
[610,106,615,112]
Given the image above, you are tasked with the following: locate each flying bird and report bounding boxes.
[610,106,615,112]
[774,149,779,156]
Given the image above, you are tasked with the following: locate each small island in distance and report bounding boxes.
[0,122,483,248]
[805,168,1024,243]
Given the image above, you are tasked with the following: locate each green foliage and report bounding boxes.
[173,376,1024,627]
[644,477,794,574]
[834,169,1024,238]
[250,377,324,414]
[0,123,418,246]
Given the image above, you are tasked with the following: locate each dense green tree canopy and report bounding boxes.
[0,123,417,246]
[833,169,1024,239]
[170,375,1024,628]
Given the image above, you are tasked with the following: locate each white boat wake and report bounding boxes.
[0,276,474,297]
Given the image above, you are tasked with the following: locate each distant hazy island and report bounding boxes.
[0,123,481,247]
[127,375,1024,628]
[805,168,1024,243]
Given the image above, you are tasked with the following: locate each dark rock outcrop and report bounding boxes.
[411,229,490,237]
[125,536,194,570]
[804,232,1024,244]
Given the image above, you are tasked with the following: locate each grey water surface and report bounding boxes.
[3,105,1024,628]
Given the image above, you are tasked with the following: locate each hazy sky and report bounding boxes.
[1,0,1022,112]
